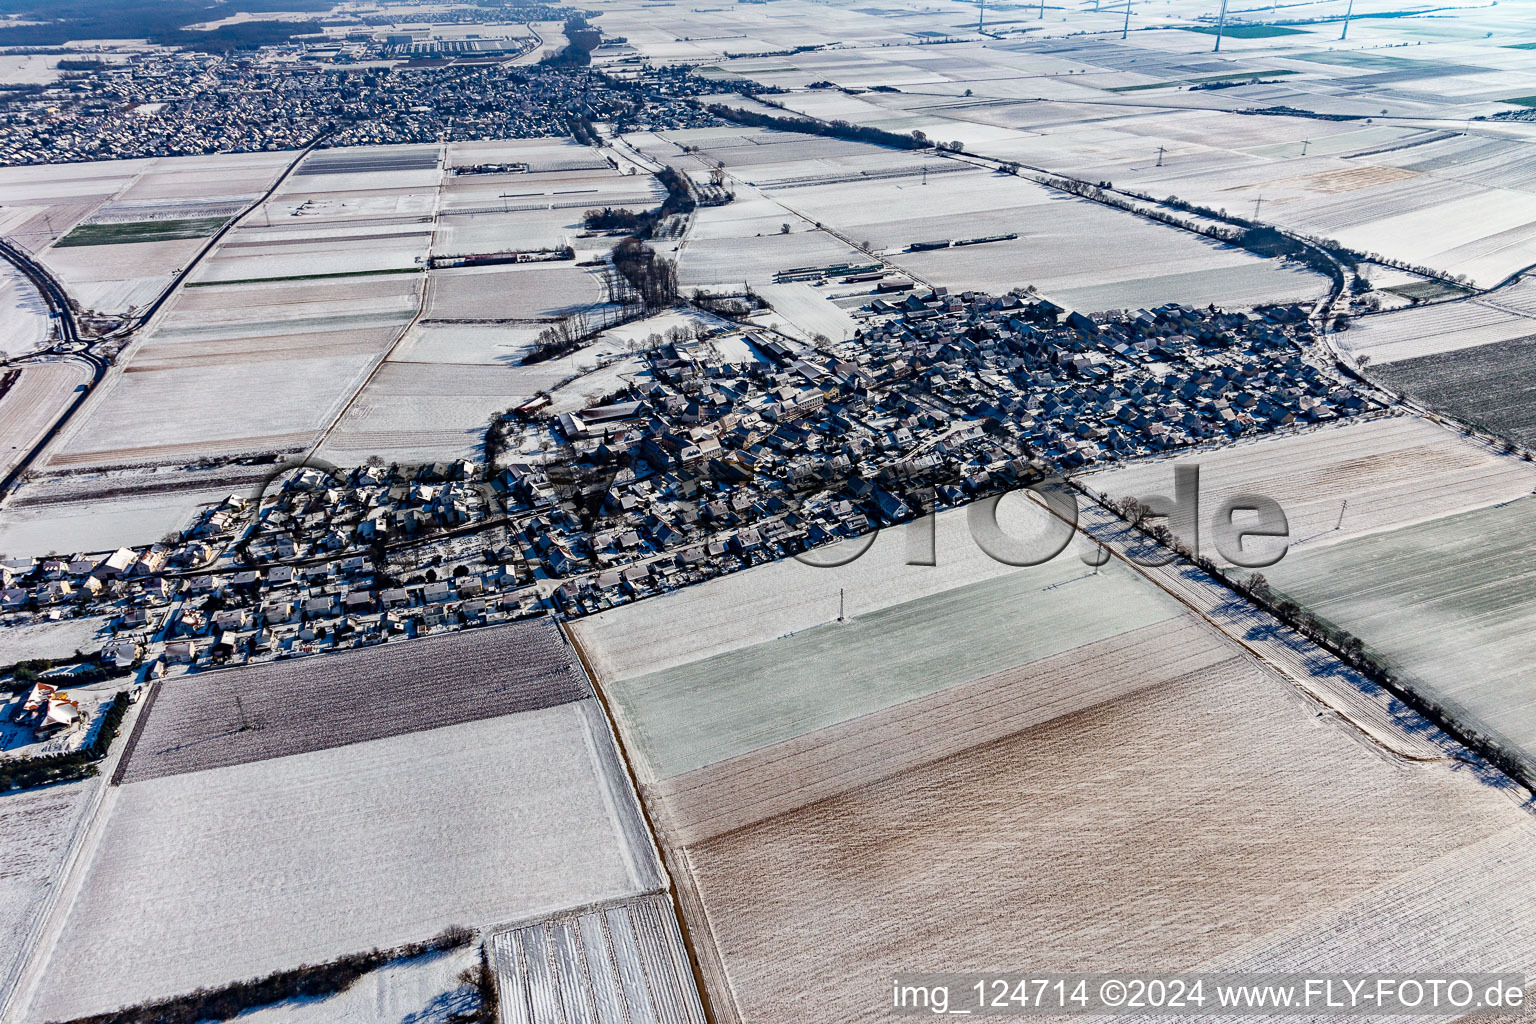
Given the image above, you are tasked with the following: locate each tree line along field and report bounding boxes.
[572,538,1536,1024]
[1257,495,1536,783]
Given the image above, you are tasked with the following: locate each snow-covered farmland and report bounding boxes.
[316,360,567,463]
[1261,495,1536,779]
[425,262,608,320]
[0,360,90,480]
[601,558,1183,781]
[571,493,1100,682]
[1339,282,1536,365]
[39,237,207,315]
[0,615,114,663]
[27,700,663,1022]
[0,778,98,1008]
[231,945,481,1024]
[0,485,234,560]
[48,275,423,469]
[574,484,1536,1023]
[491,894,708,1024]
[1083,415,1536,562]
[675,646,1535,1023]
[0,262,50,356]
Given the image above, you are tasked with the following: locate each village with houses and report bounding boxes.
[5,0,1536,1017]
[0,287,1375,695]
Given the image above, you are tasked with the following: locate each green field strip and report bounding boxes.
[1262,495,1536,771]
[1184,24,1307,37]
[55,215,229,247]
[185,266,424,287]
[609,558,1186,780]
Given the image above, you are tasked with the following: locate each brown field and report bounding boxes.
[645,616,1224,847]
[671,642,1534,1023]
[575,552,1536,1024]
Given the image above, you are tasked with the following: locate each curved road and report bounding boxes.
[0,133,327,500]
[0,237,105,496]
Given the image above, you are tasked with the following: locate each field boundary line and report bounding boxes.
[561,621,722,1024]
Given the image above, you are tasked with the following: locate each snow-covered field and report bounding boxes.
[0,778,99,1008]
[601,557,1183,781]
[0,262,51,356]
[571,493,1093,683]
[27,700,663,1022]
[0,360,91,481]
[1339,281,1536,364]
[1082,415,1536,563]
[232,946,481,1024]
[1262,494,1536,779]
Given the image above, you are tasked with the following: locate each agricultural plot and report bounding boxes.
[680,224,864,291]
[26,699,664,1022]
[25,152,292,314]
[316,360,569,464]
[1082,415,1536,562]
[645,615,1225,848]
[48,273,424,469]
[0,777,98,1009]
[1373,333,1536,447]
[1339,287,1536,364]
[0,615,113,664]
[603,558,1184,781]
[491,894,708,1024]
[757,160,1323,310]
[36,236,207,315]
[0,261,49,357]
[675,653,1534,1023]
[0,485,237,559]
[0,160,149,255]
[389,321,544,365]
[0,360,91,481]
[231,945,481,1024]
[574,491,1536,1023]
[425,262,608,320]
[119,617,588,784]
[752,282,860,342]
[571,495,1105,682]
[682,25,1536,288]
[1260,495,1536,780]
[55,216,226,247]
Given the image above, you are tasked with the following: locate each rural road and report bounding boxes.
[0,132,325,503]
